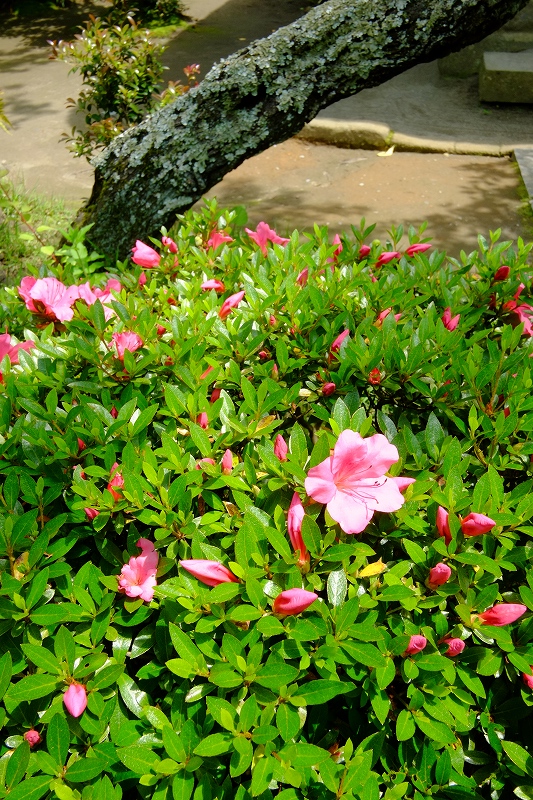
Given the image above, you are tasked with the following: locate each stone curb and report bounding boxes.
[297,118,526,157]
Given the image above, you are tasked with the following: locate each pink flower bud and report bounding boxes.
[63,683,87,717]
[405,243,432,257]
[269,315,277,326]
[219,291,245,320]
[271,363,279,379]
[375,308,402,327]
[274,434,288,462]
[201,279,225,293]
[322,382,336,396]
[200,366,214,380]
[210,388,221,403]
[376,251,400,268]
[478,603,527,627]
[522,670,533,689]
[107,462,124,502]
[441,307,460,331]
[84,507,99,521]
[404,635,427,656]
[330,329,349,359]
[195,458,216,470]
[493,266,510,281]
[197,412,208,429]
[138,271,147,287]
[272,588,317,616]
[297,268,309,286]
[427,562,452,590]
[359,245,371,258]
[111,406,118,419]
[131,240,161,268]
[288,493,308,567]
[460,513,496,537]
[77,438,86,453]
[180,559,238,586]
[442,638,465,657]
[368,368,381,385]
[258,350,270,360]
[162,236,178,254]
[436,506,451,545]
[221,449,233,474]
[156,324,166,336]
[24,729,41,747]
[392,477,416,493]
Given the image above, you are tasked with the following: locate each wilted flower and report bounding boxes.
[427,563,452,590]
[180,559,238,586]
[272,588,317,616]
[131,240,161,268]
[19,276,79,323]
[274,434,288,462]
[404,635,427,656]
[219,291,245,320]
[63,684,87,718]
[245,222,290,255]
[305,430,404,534]
[112,332,143,360]
[118,538,158,602]
[478,603,527,627]
[461,512,496,536]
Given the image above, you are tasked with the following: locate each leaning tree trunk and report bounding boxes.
[83,0,529,256]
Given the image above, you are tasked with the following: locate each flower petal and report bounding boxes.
[326,489,374,534]
[305,456,336,503]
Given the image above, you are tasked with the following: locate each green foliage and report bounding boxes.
[0,203,532,800]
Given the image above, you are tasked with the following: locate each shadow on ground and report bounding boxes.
[0,0,110,47]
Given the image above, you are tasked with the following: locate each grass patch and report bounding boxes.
[0,178,74,287]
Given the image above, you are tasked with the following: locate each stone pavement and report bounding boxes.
[0,0,531,255]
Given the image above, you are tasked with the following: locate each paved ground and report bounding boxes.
[0,0,531,255]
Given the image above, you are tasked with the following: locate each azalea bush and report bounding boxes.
[0,205,533,800]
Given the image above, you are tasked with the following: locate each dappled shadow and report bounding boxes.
[0,0,111,47]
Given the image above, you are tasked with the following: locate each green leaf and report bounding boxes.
[172,771,195,800]
[117,674,148,718]
[276,704,301,742]
[396,710,416,741]
[251,756,275,797]
[301,515,321,556]
[54,625,76,671]
[435,749,452,786]
[30,603,88,625]
[64,757,107,782]
[415,715,456,744]
[297,680,353,704]
[341,641,387,668]
[189,421,212,458]
[91,664,125,690]
[327,568,347,607]
[8,673,59,703]
[254,663,299,690]
[280,743,330,767]
[117,746,161,774]
[0,650,12,701]
[6,740,30,789]
[230,737,253,777]
[21,643,62,674]
[193,732,233,757]
[163,726,187,763]
[501,740,533,777]
[92,775,117,800]
[47,714,70,767]
[3,775,52,800]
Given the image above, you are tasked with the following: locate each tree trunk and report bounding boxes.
[83,0,529,256]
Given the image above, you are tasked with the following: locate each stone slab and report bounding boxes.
[514,147,533,211]
[479,49,533,102]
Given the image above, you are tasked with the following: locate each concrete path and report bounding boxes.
[0,0,530,254]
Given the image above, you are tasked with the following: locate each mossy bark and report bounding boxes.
[83,0,529,256]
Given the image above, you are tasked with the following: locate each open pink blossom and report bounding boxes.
[131,240,161,268]
[221,449,233,474]
[207,231,233,250]
[442,638,465,657]
[201,279,225,293]
[493,265,510,281]
[442,307,460,331]
[112,332,143,360]
[245,222,290,255]
[78,279,121,321]
[274,434,288,462]
[19,276,80,322]
[522,670,533,689]
[161,236,178,253]
[107,462,124,502]
[118,538,158,601]
[427,563,451,590]
[305,430,404,534]
[24,729,41,747]
[478,603,527,627]
[273,588,317,616]
[405,243,432,257]
[63,683,87,717]
[180,559,238,586]
[0,333,34,365]
[392,477,416,493]
[507,303,533,336]
[460,512,496,537]
[404,635,427,656]
[436,506,452,545]
[376,251,400,268]
[219,291,245,320]
[288,493,308,566]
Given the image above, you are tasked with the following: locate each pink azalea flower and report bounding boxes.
[84,507,99,521]
[78,279,121,321]
[326,234,343,264]
[107,462,124,502]
[392,477,416,493]
[322,382,336,396]
[112,332,143,360]
[269,315,277,326]
[375,251,400,268]
[442,307,460,331]
[201,279,225,293]
[442,638,465,657]
[210,388,221,403]
[427,563,451,590]
[221,449,233,474]
[258,350,270,360]
[460,513,496,537]
[207,231,233,250]
[63,684,87,717]
[330,329,350,358]
[368,368,381,385]
[200,366,214,380]
[77,438,86,453]
[118,538,158,602]
[131,240,161,268]
[0,333,34,365]
[478,603,527,627]
[522,670,533,689]
[296,268,309,287]
[304,430,404,534]
[274,434,288,462]
[272,588,317,616]
[405,243,432,257]
[19,276,80,322]
[404,635,427,656]
[288,493,308,566]
[180,559,238,586]
[375,308,401,327]
[359,244,371,258]
[508,303,533,336]
[195,457,216,470]
[138,272,147,287]
[161,236,178,254]
[197,412,209,429]
[436,506,452,545]
[24,730,41,747]
[493,265,510,281]
[245,222,290,256]
[219,291,245,320]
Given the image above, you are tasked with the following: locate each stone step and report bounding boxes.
[479,49,533,103]
[514,148,533,212]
